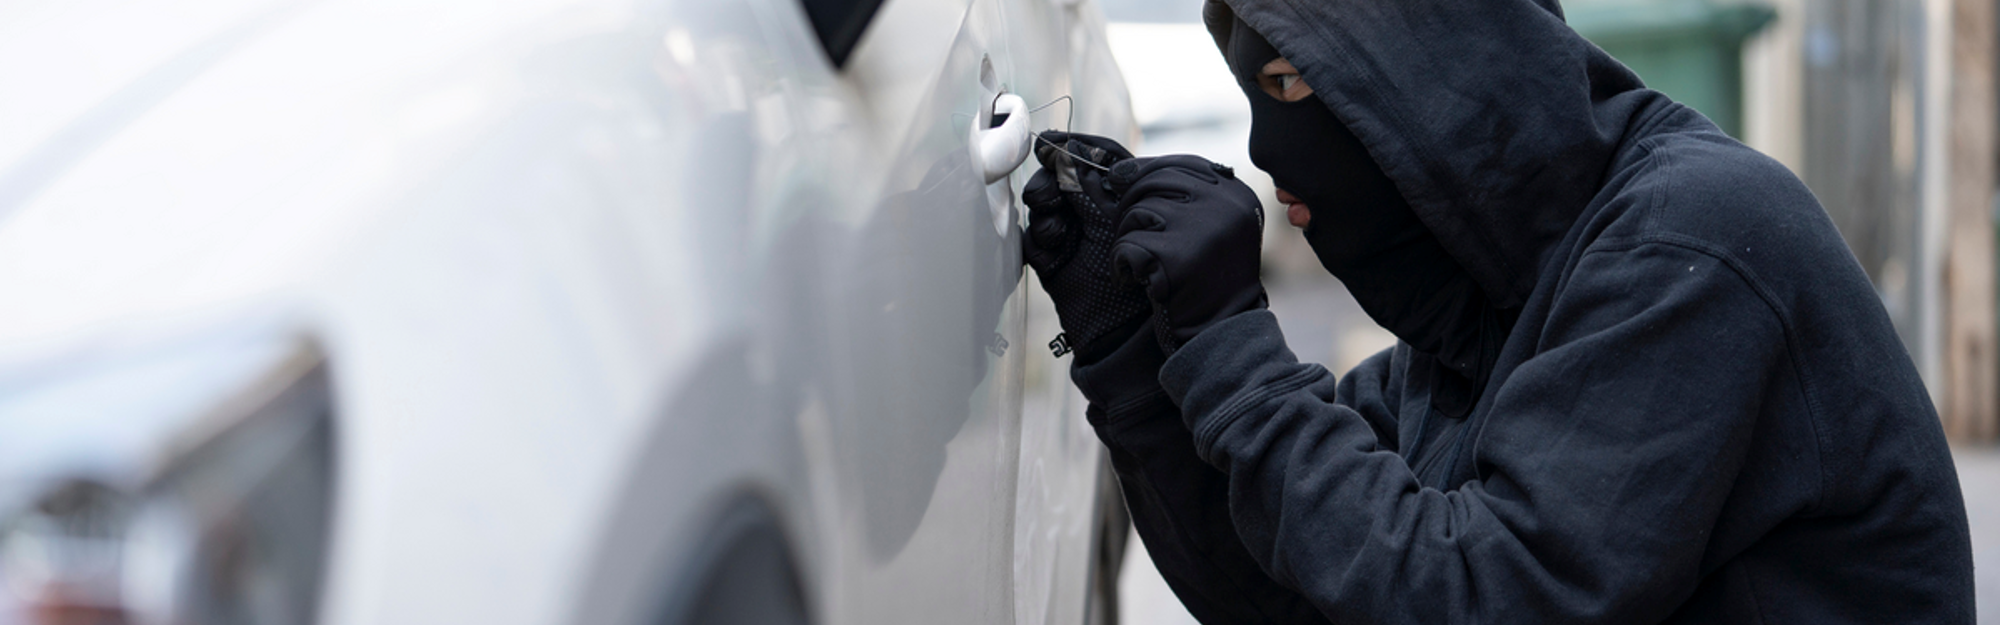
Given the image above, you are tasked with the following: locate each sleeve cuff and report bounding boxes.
[1161,310,1319,455]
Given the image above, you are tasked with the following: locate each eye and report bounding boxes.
[1257,58,1314,102]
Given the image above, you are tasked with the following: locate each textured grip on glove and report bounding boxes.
[1022,132,1153,361]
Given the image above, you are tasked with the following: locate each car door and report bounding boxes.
[790,0,1139,622]
[991,3,1141,624]
[771,0,1134,622]
[796,0,1037,621]
[563,0,1135,623]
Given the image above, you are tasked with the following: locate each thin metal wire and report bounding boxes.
[1026,94,1111,172]
[1033,132,1112,172]
[958,94,1073,131]
[956,94,1107,172]
[1028,94,1075,133]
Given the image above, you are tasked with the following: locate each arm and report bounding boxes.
[1161,242,1786,623]
[1017,132,1328,623]
[1074,324,1333,624]
[1334,345,1404,453]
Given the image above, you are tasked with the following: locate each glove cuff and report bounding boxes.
[1157,286,1269,356]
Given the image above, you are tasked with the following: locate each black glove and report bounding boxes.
[1022,131,1154,363]
[1109,155,1268,354]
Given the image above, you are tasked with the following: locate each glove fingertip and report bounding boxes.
[1022,238,1063,275]
[1115,207,1166,237]
[1109,239,1151,286]
[1108,160,1144,196]
[1028,213,1068,248]
[1023,175,1061,207]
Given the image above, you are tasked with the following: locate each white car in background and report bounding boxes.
[0,0,1138,623]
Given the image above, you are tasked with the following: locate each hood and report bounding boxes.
[1204,0,1659,308]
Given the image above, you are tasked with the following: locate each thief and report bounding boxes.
[1019,0,1974,622]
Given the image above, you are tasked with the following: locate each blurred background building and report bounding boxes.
[1097,0,2000,621]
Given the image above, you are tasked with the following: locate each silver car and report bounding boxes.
[0,0,1138,623]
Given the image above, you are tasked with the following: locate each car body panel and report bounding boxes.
[0,0,1134,623]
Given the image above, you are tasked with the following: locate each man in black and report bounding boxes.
[1019,0,1976,621]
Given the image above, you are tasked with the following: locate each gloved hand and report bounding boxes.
[1022,131,1154,363]
[1109,155,1268,354]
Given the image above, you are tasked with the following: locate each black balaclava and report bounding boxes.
[1225,18,1502,415]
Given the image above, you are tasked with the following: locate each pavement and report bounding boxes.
[1116,274,2000,623]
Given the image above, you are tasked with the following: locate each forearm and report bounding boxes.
[1069,324,1328,624]
[1159,298,1771,623]
[1090,392,1331,625]
[1161,327,1474,621]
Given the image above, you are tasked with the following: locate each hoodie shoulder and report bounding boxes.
[1593,128,1841,275]
[1578,122,1886,373]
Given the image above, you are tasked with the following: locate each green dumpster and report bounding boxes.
[1566,0,1776,138]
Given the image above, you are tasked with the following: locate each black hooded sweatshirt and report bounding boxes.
[1078,0,1976,622]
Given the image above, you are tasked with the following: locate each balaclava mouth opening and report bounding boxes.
[1223,17,1501,416]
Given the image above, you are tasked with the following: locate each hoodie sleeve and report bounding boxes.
[1160,240,1787,623]
[1334,344,1404,452]
[1078,326,1334,624]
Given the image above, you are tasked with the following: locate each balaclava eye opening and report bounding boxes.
[1224,17,1501,416]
